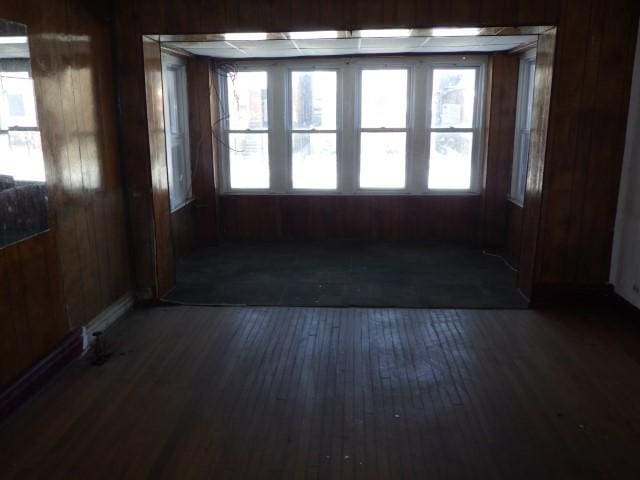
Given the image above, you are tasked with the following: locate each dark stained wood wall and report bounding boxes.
[143,37,175,297]
[0,0,131,386]
[507,200,524,268]
[221,195,481,242]
[0,233,66,386]
[171,56,219,260]
[114,0,640,300]
[519,30,556,297]
[481,54,519,249]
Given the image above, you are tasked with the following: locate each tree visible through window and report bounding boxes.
[428,68,477,190]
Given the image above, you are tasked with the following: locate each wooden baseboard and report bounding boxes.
[0,292,135,423]
[0,329,83,423]
[530,283,618,308]
[82,292,135,351]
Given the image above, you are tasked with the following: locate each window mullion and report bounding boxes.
[269,65,288,193]
[340,63,356,194]
[410,65,428,194]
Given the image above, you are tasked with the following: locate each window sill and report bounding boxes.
[220,191,482,197]
[170,197,195,213]
[507,197,525,208]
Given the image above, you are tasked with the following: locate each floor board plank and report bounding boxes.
[1,305,640,479]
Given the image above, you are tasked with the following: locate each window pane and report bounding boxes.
[227,71,268,130]
[515,131,530,201]
[291,71,336,130]
[359,132,406,188]
[428,132,473,189]
[361,69,407,128]
[292,133,337,189]
[165,68,183,134]
[229,133,269,188]
[169,142,189,209]
[524,62,536,130]
[431,69,476,128]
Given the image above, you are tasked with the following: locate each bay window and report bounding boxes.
[218,56,485,194]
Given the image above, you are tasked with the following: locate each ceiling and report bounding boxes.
[166,35,537,59]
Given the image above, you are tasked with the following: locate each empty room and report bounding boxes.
[1,1,640,478]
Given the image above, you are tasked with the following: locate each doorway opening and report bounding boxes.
[146,26,556,307]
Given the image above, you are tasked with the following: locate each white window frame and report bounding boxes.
[220,64,273,192]
[287,66,342,192]
[426,63,486,193]
[161,52,193,211]
[217,55,487,196]
[355,60,414,192]
[510,48,537,206]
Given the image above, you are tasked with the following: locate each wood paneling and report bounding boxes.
[0,233,66,386]
[519,30,556,297]
[3,305,640,477]
[481,53,519,249]
[170,56,218,260]
[537,0,640,286]
[507,200,524,267]
[0,1,131,386]
[220,195,481,242]
[143,37,175,297]
[114,0,640,301]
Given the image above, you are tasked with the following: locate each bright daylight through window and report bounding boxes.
[511,50,537,204]
[359,69,408,189]
[219,57,484,194]
[227,71,270,189]
[291,70,337,189]
[428,68,477,190]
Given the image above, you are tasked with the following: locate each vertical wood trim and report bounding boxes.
[518,30,557,298]
[143,36,175,297]
[481,53,519,249]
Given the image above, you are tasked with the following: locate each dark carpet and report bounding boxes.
[164,241,528,308]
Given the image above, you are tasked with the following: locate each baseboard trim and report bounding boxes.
[0,329,83,423]
[82,292,135,351]
[530,283,617,308]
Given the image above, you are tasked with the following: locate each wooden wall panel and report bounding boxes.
[535,0,640,290]
[143,37,175,297]
[220,195,482,243]
[506,200,524,268]
[0,233,67,386]
[170,56,218,260]
[482,54,519,249]
[114,0,640,301]
[519,31,556,297]
[0,0,132,386]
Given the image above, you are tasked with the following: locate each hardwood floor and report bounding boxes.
[1,305,640,479]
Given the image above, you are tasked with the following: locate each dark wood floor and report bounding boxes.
[2,305,640,479]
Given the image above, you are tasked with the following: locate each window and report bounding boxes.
[162,53,192,210]
[0,29,49,249]
[291,70,337,189]
[217,56,485,195]
[359,69,408,189]
[428,68,478,190]
[511,50,537,204]
[227,71,270,189]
